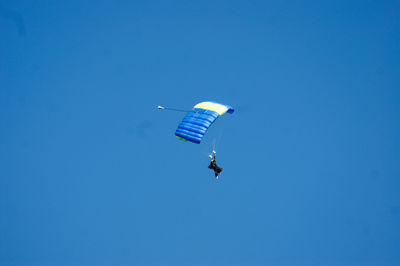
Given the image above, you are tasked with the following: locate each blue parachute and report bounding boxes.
[175,101,234,144]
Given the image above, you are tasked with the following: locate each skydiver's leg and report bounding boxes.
[216,166,222,174]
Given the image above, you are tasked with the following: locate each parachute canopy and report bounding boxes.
[175,101,234,144]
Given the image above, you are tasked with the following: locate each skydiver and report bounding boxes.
[208,150,222,179]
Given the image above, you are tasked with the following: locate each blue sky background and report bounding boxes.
[1,1,400,265]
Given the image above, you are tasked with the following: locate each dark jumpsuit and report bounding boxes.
[208,155,222,177]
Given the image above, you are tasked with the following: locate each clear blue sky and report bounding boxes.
[1,1,399,265]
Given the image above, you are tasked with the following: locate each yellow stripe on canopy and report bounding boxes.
[194,102,229,115]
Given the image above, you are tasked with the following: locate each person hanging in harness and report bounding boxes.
[208,150,222,179]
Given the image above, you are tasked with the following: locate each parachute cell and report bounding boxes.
[174,101,234,144]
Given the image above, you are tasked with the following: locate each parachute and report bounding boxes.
[174,101,234,144]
